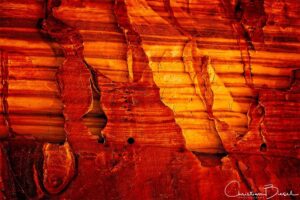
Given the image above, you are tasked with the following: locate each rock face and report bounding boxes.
[0,0,300,199]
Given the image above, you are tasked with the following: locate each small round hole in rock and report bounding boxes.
[260,143,267,152]
[98,136,106,144]
[127,137,135,144]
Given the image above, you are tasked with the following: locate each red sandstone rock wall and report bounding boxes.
[0,0,300,199]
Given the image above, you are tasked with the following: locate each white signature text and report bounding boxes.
[224,180,299,199]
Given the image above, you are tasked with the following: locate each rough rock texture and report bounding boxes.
[0,0,300,199]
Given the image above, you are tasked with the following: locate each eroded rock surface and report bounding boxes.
[0,0,300,199]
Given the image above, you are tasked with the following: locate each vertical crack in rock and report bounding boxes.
[0,51,16,138]
[236,100,267,151]
[255,102,267,151]
[238,0,267,43]
[84,60,101,96]
[235,25,254,89]
[186,0,190,13]
[158,0,237,151]
[163,0,191,37]
[220,0,253,88]
[255,102,267,149]
[220,0,266,89]
[110,0,185,145]
[234,154,273,199]
[114,0,153,83]
[234,158,258,200]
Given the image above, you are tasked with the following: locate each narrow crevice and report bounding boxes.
[114,0,152,83]
[1,50,17,138]
[186,0,191,14]
[234,159,258,200]
[84,60,101,96]
[236,100,267,150]
[83,61,108,142]
[257,103,267,149]
[220,0,254,88]
[158,0,229,152]
[163,0,191,38]
[111,0,188,148]
[240,25,254,88]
